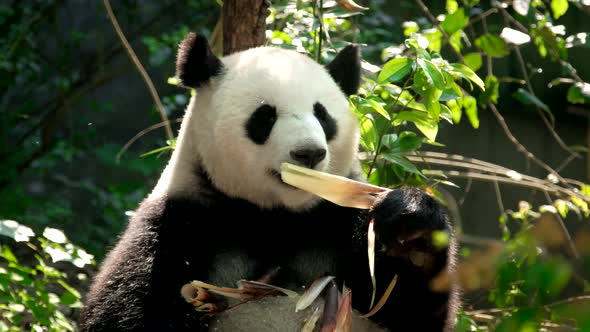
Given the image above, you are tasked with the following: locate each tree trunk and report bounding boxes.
[222,0,270,55]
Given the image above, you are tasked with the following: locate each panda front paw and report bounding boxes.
[370,187,451,270]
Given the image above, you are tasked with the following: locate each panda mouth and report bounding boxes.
[269,169,299,190]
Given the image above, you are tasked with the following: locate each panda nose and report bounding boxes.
[290,148,327,169]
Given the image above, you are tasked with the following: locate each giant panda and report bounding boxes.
[78,32,459,332]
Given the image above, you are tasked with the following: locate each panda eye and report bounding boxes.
[246,104,277,145]
[313,102,337,141]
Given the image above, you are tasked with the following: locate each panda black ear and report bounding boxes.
[325,45,361,96]
[175,32,223,89]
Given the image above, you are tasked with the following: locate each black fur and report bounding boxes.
[175,33,223,89]
[79,169,457,331]
[325,45,362,96]
[245,104,277,145]
[313,102,337,141]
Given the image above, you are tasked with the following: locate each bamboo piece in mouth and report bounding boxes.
[279,163,389,209]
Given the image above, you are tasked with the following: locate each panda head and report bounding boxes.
[175,33,361,210]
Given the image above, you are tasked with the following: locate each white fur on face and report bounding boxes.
[155,47,360,210]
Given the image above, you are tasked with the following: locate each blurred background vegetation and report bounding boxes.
[2,0,590,331]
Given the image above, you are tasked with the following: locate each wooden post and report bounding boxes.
[222,0,270,55]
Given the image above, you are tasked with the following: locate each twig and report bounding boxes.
[493,181,505,214]
[513,45,581,160]
[459,233,503,247]
[116,118,183,161]
[403,155,583,200]
[458,177,472,206]
[465,8,498,28]
[543,191,580,258]
[556,154,578,173]
[487,102,572,189]
[426,170,560,195]
[358,150,586,200]
[314,0,324,63]
[103,0,174,141]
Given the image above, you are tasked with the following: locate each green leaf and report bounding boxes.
[441,8,469,35]
[366,98,390,120]
[424,88,443,119]
[423,29,443,53]
[449,30,463,52]
[551,0,568,19]
[417,58,446,90]
[402,21,419,37]
[415,120,439,142]
[440,82,463,101]
[463,96,479,128]
[359,115,377,151]
[1,246,18,263]
[446,99,462,124]
[475,34,510,58]
[395,112,439,141]
[446,0,458,14]
[450,63,485,91]
[566,83,590,104]
[463,52,482,71]
[384,131,426,153]
[479,75,500,106]
[555,199,569,218]
[378,57,413,84]
[380,153,423,176]
[512,88,554,125]
[57,280,81,305]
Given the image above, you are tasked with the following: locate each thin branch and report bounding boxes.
[465,7,498,28]
[543,190,580,258]
[481,15,493,77]
[116,118,183,162]
[459,233,503,247]
[493,181,505,214]
[513,45,581,159]
[404,155,583,199]
[556,153,578,173]
[358,150,586,200]
[487,102,573,189]
[103,0,174,141]
[315,0,324,63]
[458,177,472,206]
[426,170,563,195]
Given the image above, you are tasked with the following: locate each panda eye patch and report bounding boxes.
[313,102,337,141]
[246,104,277,145]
